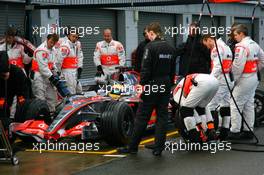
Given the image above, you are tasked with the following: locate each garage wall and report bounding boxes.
[192,15,222,35]
[60,9,117,78]
[138,12,176,47]
[0,3,25,38]
[234,17,258,42]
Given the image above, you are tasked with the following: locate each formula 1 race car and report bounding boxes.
[10,69,169,146]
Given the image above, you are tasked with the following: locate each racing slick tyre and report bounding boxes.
[100,101,134,146]
[15,99,51,123]
[254,89,264,126]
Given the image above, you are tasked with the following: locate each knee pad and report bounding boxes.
[180,106,194,118]
[195,107,205,116]
[220,107,230,117]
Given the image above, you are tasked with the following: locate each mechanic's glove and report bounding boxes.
[97,65,104,76]
[56,80,71,97]
[49,75,70,97]
[77,67,82,79]
[49,75,60,87]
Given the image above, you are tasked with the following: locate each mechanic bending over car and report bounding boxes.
[118,22,176,156]
[201,34,233,141]
[93,28,126,84]
[228,24,264,140]
[31,33,70,114]
[56,27,84,94]
[0,51,29,128]
[173,74,219,143]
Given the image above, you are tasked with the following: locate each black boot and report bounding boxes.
[152,149,162,156]
[145,144,157,150]
[207,129,218,141]
[188,129,202,143]
[240,131,254,140]
[227,132,241,140]
[117,146,138,154]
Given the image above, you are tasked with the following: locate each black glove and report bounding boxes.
[77,67,82,79]
[97,65,104,75]
[56,80,71,97]
[49,75,60,87]
[49,75,71,97]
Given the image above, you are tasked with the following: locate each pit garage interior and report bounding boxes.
[0,0,264,175]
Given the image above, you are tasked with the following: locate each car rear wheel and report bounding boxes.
[254,89,264,126]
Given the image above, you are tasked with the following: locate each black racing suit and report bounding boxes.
[129,38,176,151]
[0,65,29,127]
[135,39,150,72]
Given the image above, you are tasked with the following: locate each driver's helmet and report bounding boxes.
[108,83,124,99]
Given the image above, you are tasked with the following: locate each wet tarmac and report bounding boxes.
[0,128,178,175]
[76,125,264,175]
[1,125,264,175]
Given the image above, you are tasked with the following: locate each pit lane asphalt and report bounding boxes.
[1,125,264,175]
[0,127,177,175]
[75,125,264,175]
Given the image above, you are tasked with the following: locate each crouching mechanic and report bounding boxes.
[31,34,70,114]
[202,34,233,140]
[0,51,29,128]
[93,28,126,83]
[57,29,83,94]
[118,22,176,156]
[173,74,219,142]
[228,24,264,140]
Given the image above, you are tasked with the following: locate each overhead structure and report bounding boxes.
[25,0,257,9]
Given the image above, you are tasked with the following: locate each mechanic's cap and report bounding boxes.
[0,51,10,73]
